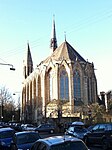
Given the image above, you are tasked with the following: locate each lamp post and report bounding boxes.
[0,97,3,121]
[13,92,21,122]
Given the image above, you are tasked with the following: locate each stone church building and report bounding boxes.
[21,20,98,124]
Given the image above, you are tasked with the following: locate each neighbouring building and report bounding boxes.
[99,90,112,122]
[99,90,112,111]
[106,90,112,102]
[21,19,98,124]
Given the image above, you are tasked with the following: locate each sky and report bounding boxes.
[0,0,112,99]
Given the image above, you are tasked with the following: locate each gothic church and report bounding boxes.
[21,19,98,123]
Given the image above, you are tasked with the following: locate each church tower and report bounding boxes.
[23,42,33,79]
[50,17,57,52]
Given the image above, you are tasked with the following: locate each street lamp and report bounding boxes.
[13,92,21,122]
[0,99,3,121]
[0,63,15,70]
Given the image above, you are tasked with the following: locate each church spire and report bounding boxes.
[23,42,33,79]
[50,16,57,52]
[27,42,33,75]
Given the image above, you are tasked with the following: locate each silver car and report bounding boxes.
[30,135,89,150]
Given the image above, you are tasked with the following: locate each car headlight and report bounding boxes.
[73,133,79,137]
[1,141,6,146]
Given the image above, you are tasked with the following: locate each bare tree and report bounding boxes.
[88,103,106,124]
[107,99,112,114]
[0,86,15,122]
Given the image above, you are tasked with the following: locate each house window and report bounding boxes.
[60,69,69,100]
[73,71,81,100]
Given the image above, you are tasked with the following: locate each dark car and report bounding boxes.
[13,123,23,132]
[30,135,89,150]
[34,124,56,134]
[87,125,95,131]
[10,131,41,150]
[0,127,15,149]
[83,123,112,150]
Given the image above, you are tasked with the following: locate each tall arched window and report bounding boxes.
[73,70,81,100]
[45,69,53,102]
[49,70,53,101]
[60,69,69,100]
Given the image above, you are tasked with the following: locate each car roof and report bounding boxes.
[37,135,82,146]
[24,123,34,126]
[93,123,112,126]
[0,127,14,132]
[99,123,112,125]
[15,131,38,135]
[72,121,85,126]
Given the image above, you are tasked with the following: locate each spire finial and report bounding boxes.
[64,31,66,41]
[50,15,57,52]
[27,41,30,51]
[53,14,55,21]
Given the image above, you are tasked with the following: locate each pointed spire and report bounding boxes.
[27,42,32,62]
[50,15,57,52]
[23,42,33,79]
[26,42,33,76]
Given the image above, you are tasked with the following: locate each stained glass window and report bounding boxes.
[49,70,53,100]
[60,69,69,100]
[73,71,81,100]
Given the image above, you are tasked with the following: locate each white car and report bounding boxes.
[23,124,36,131]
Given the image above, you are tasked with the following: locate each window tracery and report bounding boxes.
[73,70,81,100]
[59,68,69,100]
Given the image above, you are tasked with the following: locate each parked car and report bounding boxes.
[34,123,56,134]
[12,123,23,132]
[10,131,41,150]
[66,125,88,140]
[83,123,112,150]
[30,135,89,150]
[22,124,36,131]
[0,127,15,149]
[87,125,95,131]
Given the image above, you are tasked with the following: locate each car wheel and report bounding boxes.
[84,136,89,146]
[50,129,54,134]
[10,144,17,150]
[102,139,109,150]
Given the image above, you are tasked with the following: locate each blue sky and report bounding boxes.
[0,0,112,97]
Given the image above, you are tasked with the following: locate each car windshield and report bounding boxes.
[16,133,40,144]
[68,127,87,133]
[74,128,87,133]
[0,130,14,139]
[38,124,52,128]
[38,125,43,128]
[51,141,88,150]
[25,124,35,127]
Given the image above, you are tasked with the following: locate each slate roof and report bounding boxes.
[42,41,86,64]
